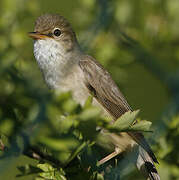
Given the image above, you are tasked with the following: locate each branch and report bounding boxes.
[23,146,63,167]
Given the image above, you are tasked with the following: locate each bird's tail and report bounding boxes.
[136,146,160,180]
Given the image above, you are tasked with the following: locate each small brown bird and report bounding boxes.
[29,14,160,180]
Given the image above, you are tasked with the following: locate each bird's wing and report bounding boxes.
[79,56,132,119]
[79,55,158,163]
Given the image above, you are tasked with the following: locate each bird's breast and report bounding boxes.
[33,39,71,89]
[33,39,91,105]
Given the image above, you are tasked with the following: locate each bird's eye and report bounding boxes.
[53,28,61,37]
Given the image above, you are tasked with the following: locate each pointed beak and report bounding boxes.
[28,32,48,40]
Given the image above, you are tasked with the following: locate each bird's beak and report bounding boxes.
[28,32,48,40]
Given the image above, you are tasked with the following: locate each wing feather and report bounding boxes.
[79,56,132,119]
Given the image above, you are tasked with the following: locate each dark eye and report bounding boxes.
[53,28,61,37]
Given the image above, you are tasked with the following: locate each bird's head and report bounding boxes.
[29,14,78,52]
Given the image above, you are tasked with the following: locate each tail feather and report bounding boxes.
[136,146,160,180]
[128,132,159,164]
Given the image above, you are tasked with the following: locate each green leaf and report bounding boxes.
[35,177,44,180]
[78,107,102,141]
[62,99,79,114]
[16,164,42,177]
[38,137,79,151]
[65,142,87,165]
[107,110,152,133]
[79,107,101,121]
[84,95,93,109]
[130,120,152,132]
[37,163,66,180]
[111,110,140,130]
[92,172,104,180]
[37,163,54,172]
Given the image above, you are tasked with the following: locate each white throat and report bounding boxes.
[33,38,80,89]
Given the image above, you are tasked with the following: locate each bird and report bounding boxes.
[29,14,160,180]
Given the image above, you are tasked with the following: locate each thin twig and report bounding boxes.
[23,146,63,167]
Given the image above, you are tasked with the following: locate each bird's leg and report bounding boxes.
[97,148,122,166]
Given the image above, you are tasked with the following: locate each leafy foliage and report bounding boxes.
[156,116,179,180]
[0,0,179,180]
[0,90,153,179]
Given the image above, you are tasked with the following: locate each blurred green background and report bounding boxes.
[0,0,179,179]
